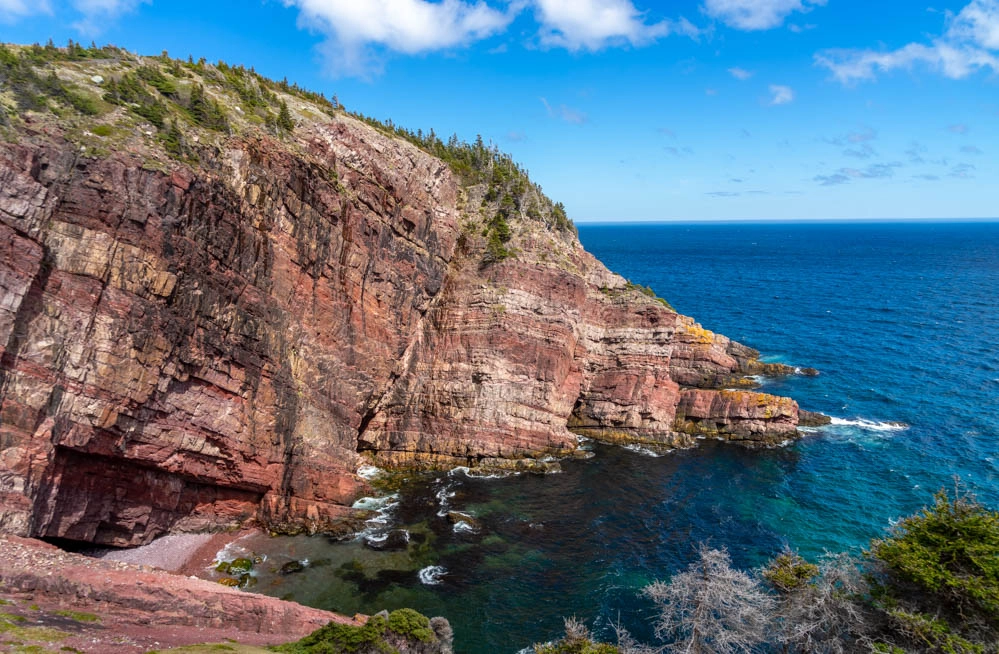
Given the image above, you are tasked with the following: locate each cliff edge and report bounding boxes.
[0,44,804,546]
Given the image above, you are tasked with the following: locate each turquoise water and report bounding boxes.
[238,221,999,653]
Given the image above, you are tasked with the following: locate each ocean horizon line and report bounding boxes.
[575,217,999,226]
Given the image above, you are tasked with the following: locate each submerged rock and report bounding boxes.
[280,560,306,575]
[364,530,411,552]
[799,410,833,427]
[447,512,481,532]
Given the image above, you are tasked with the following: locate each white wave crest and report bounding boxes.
[829,417,909,432]
[453,521,477,534]
[622,443,667,457]
[449,466,519,480]
[418,565,447,585]
[352,494,399,511]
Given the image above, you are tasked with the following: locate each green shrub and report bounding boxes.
[386,609,433,643]
[275,609,440,654]
[871,489,999,619]
[763,550,819,592]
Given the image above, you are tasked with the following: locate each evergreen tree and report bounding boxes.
[277,100,294,132]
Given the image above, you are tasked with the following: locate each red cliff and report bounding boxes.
[0,47,804,546]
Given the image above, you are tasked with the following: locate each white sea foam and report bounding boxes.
[418,565,447,585]
[449,466,519,480]
[352,494,399,511]
[622,443,667,457]
[453,521,477,534]
[356,464,384,480]
[364,529,409,548]
[829,417,909,432]
[355,494,400,537]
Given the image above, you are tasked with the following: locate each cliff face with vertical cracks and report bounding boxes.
[0,53,804,547]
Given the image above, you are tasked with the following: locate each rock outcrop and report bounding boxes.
[0,49,808,546]
[0,534,453,654]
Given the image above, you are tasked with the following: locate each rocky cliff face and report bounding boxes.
[0,49,804,546]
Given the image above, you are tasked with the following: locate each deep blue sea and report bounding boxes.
[240,222,999,653]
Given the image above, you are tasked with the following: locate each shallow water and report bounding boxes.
[236,221,999,653]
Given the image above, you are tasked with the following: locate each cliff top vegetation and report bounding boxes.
[0,39,575,250]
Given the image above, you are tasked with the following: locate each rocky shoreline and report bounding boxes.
[0,534,360,652]
[0,46,829,548]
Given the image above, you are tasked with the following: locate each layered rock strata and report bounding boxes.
[1,75,807,546]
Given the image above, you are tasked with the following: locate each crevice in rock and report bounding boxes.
[0,246,53,396]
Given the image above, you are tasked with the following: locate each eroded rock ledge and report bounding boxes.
[1,89,814,547]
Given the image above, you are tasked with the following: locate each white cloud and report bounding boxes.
[728,66,753,79]
[702,0,825,31]
[71,0,146,33]
[769,84,794,105]
[948,0,999,49]
[286,0,517,76]
[540,97,587,124]
[533,0,698,51]
[816,0,999,83]
[0,0,51,21]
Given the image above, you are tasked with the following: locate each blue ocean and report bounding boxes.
[240,221,999,653]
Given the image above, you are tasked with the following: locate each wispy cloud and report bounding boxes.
[0,0,51,20]
[728,66,753,79]
[961,144,983,154]
[702,0,826,31]
[665,145,694,157]
[824,127,878,158]
[541,97,588,124]
[285,0,518,77]
[905,141,928,164]
[788,22,816,33]
[768,84,794,105]
[814,162,902,185]
[844,143,877,159]
[71,0,146,33]
[951,162,976,178]
[815,0,999,83]
[534,0,699,50]
[948,123,970,134]
[825,127,877,146]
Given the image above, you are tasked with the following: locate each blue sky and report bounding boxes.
[2,0,997,221]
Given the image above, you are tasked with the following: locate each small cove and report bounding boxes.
[229,221,999,653]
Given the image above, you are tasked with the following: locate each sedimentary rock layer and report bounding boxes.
[0,109,801,545]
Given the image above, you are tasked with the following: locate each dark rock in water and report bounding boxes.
[364,530,410,551]
[799,410,833,427]
[280,560,306,575]
[228,557,254,575]
[447,512,481,531]
[798,367,820,377]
